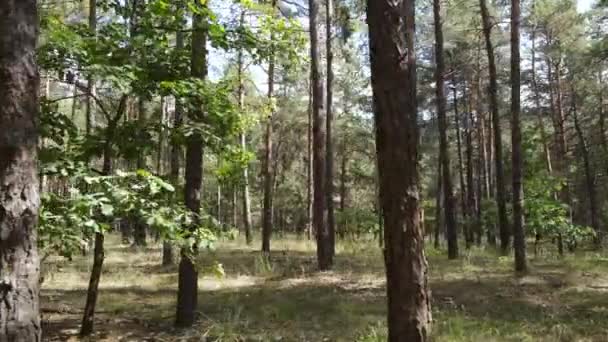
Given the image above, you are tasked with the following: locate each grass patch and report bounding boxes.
[42,235,608,341]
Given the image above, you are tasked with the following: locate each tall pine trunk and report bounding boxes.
[262,0,277,255]
[367,0,432,339]
[453,83,469,247]
[175,4,207,327]
[86,0,96,135]
[511,0,526,272]
[309,0,330,270]
[237,10,253,245]
[433,0,458,259]
[480,0,510,254]
[307,78,314,240]
[0,1,41,340]
[325,0,336,263]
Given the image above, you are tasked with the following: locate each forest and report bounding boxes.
[1,0,608,341]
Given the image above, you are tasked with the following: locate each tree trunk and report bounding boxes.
[463,83,480,245]
[307,77,314,240]
[81,96,126,337]
[480,0,510,254]
[325,0,336,262]
[453,83,469,248]
[165,8,185,265]
[531,22,552,174]
[367,0,432,340]
[86,0,96,135]
[261,0,277,255]
[133,98,148,247]
[433,0,458,259]
[572,90,602,246]
[598,70,608,177]
[310,0,330,270]
[434,160,444,249]
[511,0,526,272]
[0,2,41,340]
[175,5,207,327]
[339,152,347,238]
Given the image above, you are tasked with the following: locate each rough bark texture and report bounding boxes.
[0,1,41,340]
[237,11,253,245]
[367,0,432,340]
[85,0,97,136]
[453,84,469,247]
[325,0,336,263]
[531,24,552,174]
[262,0,277,255]
[433,0,458,259]
[309,0,330,270]
[511,0,527,272]
[175,7,207,327]
[307,79,314,240]
[480,0,510,254]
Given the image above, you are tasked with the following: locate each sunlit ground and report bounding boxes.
[42,234,608,341]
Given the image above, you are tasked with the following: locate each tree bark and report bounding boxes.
[261,0,277,255]
[86,0,96,135]
[531,21,552,174]
[236,13,253,244]
[325,0,336,262]
[480,0,510,254]
[0,2,41,340]
[453,83,469,247]
[175,4,207,327]
[433,0,458,259]
[463,83,480,245]
[310,0,330,270]
[367,0,432,340]
[511,0,527,272]
[307,78,314,240]
[165,6,185,266]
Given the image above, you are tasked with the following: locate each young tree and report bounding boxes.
[511,0,527,272]
[325,0,336,261]
[433,0,458,259]
[0,1,41,340]
[367,0,431,340]
[480,0,510,254]
[175,3,208,327]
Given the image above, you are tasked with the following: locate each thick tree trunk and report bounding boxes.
[433,0,458,259]
[367,0,432,340]
[261,0,277,255]
[511,0,526,272]
[0,2,41,340]
[310,0,330,270]
[480,0,510,254]
[175,6,207,327]
[325,0,336,261]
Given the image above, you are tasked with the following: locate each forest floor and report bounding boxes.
[42,234,608,341]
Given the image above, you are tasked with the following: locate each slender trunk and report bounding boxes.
[572,90,602,246]
[175,5,207,327]
[599,69,608,176]
[553,60,569,255]
[433,0,458,259]
[81,96,126,336]
[165,11,185,265]
[0,2,41,339]
[307,78,314,240]
[310,0,330,270]
[133,98,148,247]
[325,0,336,261]
[434,160,444,249]
[511,0,526,272]
[453,83,469,248]
[339,152,347,238]
[236,12,253,244]
[464,83,479,245]
[531,25,552,173]
[216,158,222,225]
[368,0,432,340]
[156,97,165,176]
[86,0,96,135]
[480,0,510,254]
[261,0,277,254]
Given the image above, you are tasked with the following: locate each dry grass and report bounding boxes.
[41,235,608,341]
